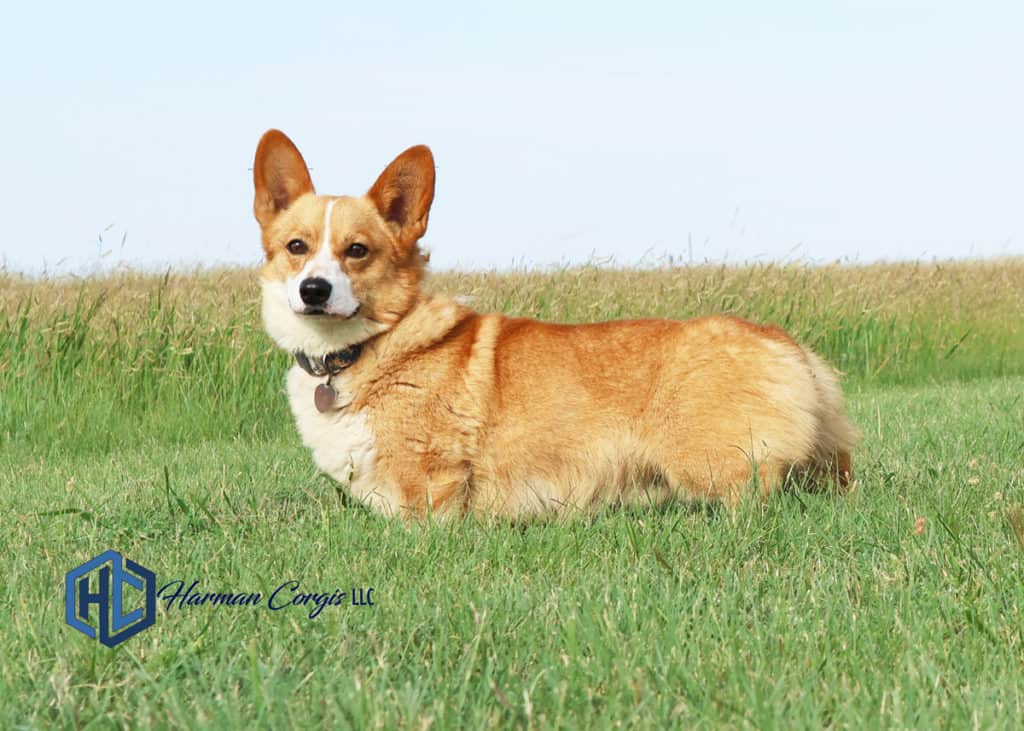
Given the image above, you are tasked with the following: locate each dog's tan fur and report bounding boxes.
[254,130,860,518]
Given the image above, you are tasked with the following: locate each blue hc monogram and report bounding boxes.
[65,550,156,648]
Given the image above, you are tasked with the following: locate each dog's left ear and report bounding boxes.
[368,145,435,254]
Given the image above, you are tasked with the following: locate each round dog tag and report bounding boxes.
[314,383,337,413]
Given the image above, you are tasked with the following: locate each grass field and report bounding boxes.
[2,260,1023,728]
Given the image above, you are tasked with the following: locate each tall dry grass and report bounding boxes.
[2,259,1022,456]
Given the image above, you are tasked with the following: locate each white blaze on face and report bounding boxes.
[286,198,360,317]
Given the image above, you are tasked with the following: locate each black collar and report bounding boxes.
[293,343,364,377]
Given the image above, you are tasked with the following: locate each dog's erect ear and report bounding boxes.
[367,145,435,252]
[253,130,314,226]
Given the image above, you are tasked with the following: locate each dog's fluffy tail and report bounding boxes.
[802,347,860,488]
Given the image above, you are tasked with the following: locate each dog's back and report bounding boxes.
[467,314,859,514]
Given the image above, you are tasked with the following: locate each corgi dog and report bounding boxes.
[254,129,859,518]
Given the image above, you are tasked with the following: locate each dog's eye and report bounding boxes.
[345,243,369,259]
[286,239,308,255]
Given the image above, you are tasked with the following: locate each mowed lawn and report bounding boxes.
[2,261,1023,728]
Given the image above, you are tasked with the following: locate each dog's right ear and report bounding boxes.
[253,130,314,226]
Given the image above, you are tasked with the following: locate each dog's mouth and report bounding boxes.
[299,304,361,319]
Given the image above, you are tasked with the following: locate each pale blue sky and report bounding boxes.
[1,1,1021,274]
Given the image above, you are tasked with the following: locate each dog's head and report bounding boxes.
[253,130,435,356]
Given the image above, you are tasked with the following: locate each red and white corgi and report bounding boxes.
[254,130,859,518]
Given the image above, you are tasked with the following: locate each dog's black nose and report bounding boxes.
[299,277,332,306]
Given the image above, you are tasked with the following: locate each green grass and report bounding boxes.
[2,261,1024,728]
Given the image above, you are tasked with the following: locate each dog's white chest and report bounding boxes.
[285,366,400,514]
